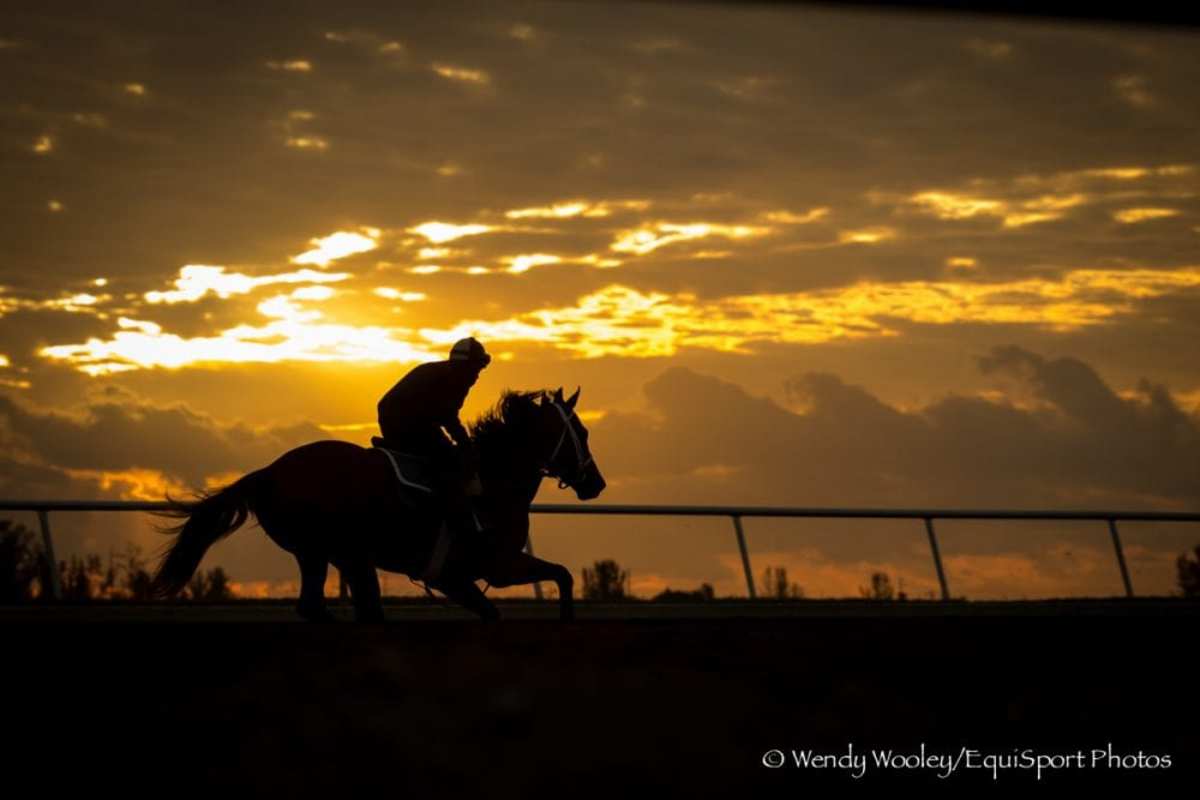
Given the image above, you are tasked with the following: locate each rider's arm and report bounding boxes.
[442,415,472,449]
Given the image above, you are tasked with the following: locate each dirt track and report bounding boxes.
[3,601,1197,794]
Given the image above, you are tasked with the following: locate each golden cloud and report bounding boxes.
[432,63,489,84]
[420,266,1200,357]
[611,222,771,255]
[504,254,562,274]
[36,263,1200,373]
[285,136,329,150]
[762,208,830,224]
[0,290,110,318]
[1113,208,1180,224]
[267,59,312,72]
[505,199,650,219]
[144,265,350,304]
[290,228,380,266]
[409,221,494,243]
[374,288,427,301]
[908,189,1087,228]
[837,227,896,244]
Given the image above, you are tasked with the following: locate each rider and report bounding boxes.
[376,337,491,537]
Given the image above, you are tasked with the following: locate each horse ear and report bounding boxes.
[554,386,564,403]
[566,386,580,410]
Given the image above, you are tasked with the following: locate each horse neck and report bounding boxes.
[478,435,543,510]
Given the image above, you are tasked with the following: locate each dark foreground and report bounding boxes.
[3,601,1198,795]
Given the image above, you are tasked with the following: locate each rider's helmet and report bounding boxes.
[449,337,491,368]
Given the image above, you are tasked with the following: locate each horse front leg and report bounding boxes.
[484,551,574,622]
[343,561,385,623]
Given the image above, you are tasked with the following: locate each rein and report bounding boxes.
[541,401,592,489]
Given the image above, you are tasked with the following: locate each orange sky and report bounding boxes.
[2,1,1199,599]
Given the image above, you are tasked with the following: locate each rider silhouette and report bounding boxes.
[376,337,491,536]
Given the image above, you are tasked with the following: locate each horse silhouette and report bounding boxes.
[150,387,605,622]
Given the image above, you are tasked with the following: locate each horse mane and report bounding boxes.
[469,389,547,451]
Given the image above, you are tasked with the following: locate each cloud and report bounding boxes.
[1113,208,1180,224]
[143,265,351,304]
[266,59,312,72]
[409,222,495,243]
[431,63,489,84]
[586,350,1200,516]
[285,136,329,150]
[611,222,772,255]
[0,391,327,493]
[290,228,380,266]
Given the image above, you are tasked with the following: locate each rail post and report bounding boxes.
[732,515,756,599]
[37,509,63,601]
[1107,519,1135,598]
[924,517,951,601]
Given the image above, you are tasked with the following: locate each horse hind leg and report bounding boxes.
[295,552,335,623]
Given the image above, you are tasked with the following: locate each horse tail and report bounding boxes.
[150,469,267,598]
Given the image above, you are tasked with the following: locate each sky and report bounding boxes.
[2,0,1199,600]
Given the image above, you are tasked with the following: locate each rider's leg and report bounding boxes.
[431,437,482,536]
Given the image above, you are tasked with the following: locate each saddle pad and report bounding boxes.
[373,445,436,495]
[373,445,449,583]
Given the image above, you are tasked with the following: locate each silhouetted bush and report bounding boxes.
[652,583,715,602]
[1178,545,1200,597]
[582,559,629,600]
[0,520,40,603]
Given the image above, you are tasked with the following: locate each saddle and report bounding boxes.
[371,436,439,502]
[371,436,483,585]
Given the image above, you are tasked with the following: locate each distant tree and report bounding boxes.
[760,565,804,599]
[860,571,895,600]
[1178,545,1200,598]
[187,567,234,601]
[582,559,629,600]
[0,520,40,603]
[652,582,715,602]
[122,544,155,601]
[60,554,105,601]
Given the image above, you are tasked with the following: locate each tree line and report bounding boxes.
[0,519,231,602]
[6,517,1200,602]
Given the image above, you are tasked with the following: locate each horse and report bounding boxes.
[149,386,605,622]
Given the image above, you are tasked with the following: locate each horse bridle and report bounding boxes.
[541,400,593,489]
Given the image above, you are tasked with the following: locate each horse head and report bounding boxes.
[536,386,606,501]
